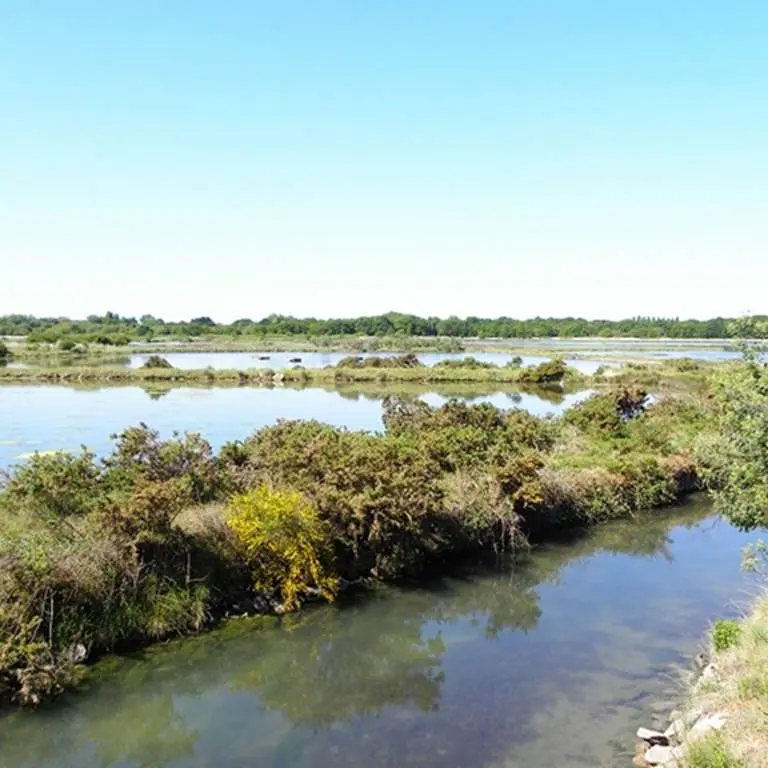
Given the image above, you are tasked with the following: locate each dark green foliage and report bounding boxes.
[713,619,741,651]
[0,426,246,706]
[336,353,422,369]
[142,355,174,369]
[517,358,568,383]
[1,450,103,518]
[0,341,9,359]
[564,387,648,432]
[58,338,77,351]
[674,357,700,372]
[0,393,709,706]
[706,350,768,530]
[433,357,495,369]
[0,312,757,342]
[221,421,447,579]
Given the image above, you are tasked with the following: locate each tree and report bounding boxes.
[705,345,768,529]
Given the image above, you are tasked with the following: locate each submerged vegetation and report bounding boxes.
[0,384,712,706]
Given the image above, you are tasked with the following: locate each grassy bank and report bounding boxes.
[0,385,711,707]
[655,595,768,767]
[4,334,751,362]
[0,356,581,384]
[0,355,718,391]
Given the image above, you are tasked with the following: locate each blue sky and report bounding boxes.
[1,1,766,321]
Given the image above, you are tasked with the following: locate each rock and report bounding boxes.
[645,744,687,766]
[644,745,674,765]
[694,652,709,670]
[687,713,727,743]
[664,719,685,741]
[637,728,669,746]
[664,707,704,741]
[633,755,650,767]
[700,663,718,681]
[67,643,88,664]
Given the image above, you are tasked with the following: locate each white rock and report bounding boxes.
[68,643,88,664]
[688,713,728,743]
[645,744,687,766]
[637,727,669,745]
[644,745,673,765]
[700,663,718,681]
[664,719,685,741]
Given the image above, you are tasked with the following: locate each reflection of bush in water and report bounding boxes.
[142,387,172,401]
[228,606,446,723]
[0,500,713,767]
[519,385,566,405]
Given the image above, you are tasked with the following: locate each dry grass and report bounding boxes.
[683,594,768,767]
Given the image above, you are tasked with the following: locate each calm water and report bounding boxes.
[0,498,757,768]
[0,385,593,468]
[468,339,744,361]
[9,343,746,372]
[126,351,611,373]
[9,351,609,373]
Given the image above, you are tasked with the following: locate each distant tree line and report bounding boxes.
[0,311,763,344]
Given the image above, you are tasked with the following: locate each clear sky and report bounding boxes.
[1,1,766,322]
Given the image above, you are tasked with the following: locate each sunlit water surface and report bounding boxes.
[0,499,757,768]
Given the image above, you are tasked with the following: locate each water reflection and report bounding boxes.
[0,384,592,469]
[0,499,755,768]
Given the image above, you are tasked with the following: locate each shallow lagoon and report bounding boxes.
[0,384,593,468]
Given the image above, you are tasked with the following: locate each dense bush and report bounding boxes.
[433,357,495,369]
[141,355,174,369]
[518,358,568,383]
[226,486,338,610]
[1,310,756,340]
[564,387,648,432]
[0,341,9,359]
[0,391,710,706]
[713,619,741,651]
[705,351,768,530]
[336,353,422,369]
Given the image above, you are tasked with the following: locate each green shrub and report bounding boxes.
[564,387,648,432]
[1,449,103,518]
[141,355,174,369]
[674,357,700,372]
[336,353,423,369]
[0,341,9,359]
[433,357,494,370]
[102,425,220,503]
[687,734,744,768]
[518,358,568,383]
[713,618,741,651]
[58,338,76,352]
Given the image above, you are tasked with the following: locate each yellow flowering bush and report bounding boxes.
[226,486,338,611]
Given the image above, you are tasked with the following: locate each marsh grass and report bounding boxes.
[680,595,768,767]
[0,358,718,391]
